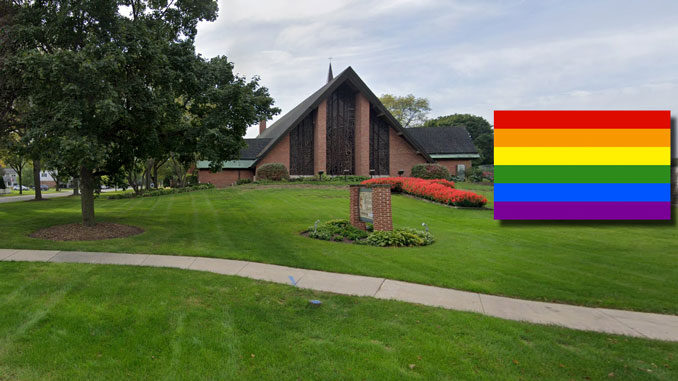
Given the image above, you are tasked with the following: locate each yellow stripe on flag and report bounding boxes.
[494,147,670,165]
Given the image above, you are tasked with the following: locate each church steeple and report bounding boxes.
[327,61,333,83]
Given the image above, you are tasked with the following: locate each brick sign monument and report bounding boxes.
[349,184,393,231]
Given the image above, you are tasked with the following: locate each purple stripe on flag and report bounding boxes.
[494,202,671,220]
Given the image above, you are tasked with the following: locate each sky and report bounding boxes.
[194,0,677,151]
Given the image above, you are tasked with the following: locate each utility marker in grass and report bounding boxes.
[289,276,322,306]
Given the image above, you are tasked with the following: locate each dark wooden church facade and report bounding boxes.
[197,67,479,187]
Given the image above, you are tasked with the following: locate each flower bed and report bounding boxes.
[305,219,434,247]
[361,177,487,207]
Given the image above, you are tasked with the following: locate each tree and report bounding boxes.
[379,94,431,128]
[2,150,26,194]
[2,0,279,226]
[425,113,494,164]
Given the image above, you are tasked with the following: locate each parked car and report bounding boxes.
[40,184,49,191]
[13,185,29,191]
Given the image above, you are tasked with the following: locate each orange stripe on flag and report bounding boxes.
[494,129,670,147]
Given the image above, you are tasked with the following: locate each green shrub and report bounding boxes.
[256,163,290,181]
[364,228,434,247]
[469,167,484,182]
[307,220,433,247]
[307,219,368,242]
[411,164,450,180]
[236,178,253,185]
[107,184,215,199]
[186,174,199,186]
[0,176,5,190]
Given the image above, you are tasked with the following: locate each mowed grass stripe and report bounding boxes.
[1,188,677,314]
[495,165,670,183]
[495,147,670,165]
[494,129,670,147]
[3,263,678,379]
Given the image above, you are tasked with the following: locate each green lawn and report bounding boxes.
[1,262,676,380]
[0,185,676,314]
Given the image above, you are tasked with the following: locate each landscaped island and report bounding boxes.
[361,177,488,207]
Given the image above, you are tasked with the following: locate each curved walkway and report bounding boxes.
[2,248,677,342]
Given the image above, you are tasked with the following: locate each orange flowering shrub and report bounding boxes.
[361,177,487,207]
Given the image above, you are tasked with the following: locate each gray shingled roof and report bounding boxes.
[406,126,478,155]
[239,138,271,159]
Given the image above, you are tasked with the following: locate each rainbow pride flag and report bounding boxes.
[494,110,671,220]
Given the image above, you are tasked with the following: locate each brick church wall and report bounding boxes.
[256,134,290,175]
[435,159,473,175]
[388,128,427,176]
[314,100,327,174]
[354,93,370,176]
[199,169,253,187]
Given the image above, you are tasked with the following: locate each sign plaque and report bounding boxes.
[358,187,373,223]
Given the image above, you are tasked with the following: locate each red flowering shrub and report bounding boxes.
[361,177,487,207]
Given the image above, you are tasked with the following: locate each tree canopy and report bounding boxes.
[379,94,431,128]
[425,113,494,164]
[0,0,279,225]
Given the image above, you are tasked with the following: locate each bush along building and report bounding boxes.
[197,66,479,187]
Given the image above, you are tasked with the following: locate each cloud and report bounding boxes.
[194,0,678,148]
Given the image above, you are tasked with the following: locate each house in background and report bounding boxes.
[39,171,57,188]
[1,168,18,187]
[197,66,479,187]
[0,168,57,188]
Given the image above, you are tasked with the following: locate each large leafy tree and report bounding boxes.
[425,113,494,164]
[1,0,278,226]
[379,94,431,128]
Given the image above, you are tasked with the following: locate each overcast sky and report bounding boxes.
[194,0,677,149]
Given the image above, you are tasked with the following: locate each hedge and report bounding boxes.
[256,163,290,181]
[411,163,450,180]
[107,184,215,199]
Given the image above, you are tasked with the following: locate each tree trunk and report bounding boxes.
[72,178,80,195]
[17,170,22,195]
[127,171,140,194]
[144,160,152,190]
[80,167,95,227]
[33,159,42,200]
[152,163,159,189]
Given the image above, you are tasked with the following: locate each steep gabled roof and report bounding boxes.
[406,126,479,157]
[254,66,433,164]
[239,138,271,159]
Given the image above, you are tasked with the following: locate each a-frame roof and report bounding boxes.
[253,66,433,164]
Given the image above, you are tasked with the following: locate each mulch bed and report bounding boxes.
[30,222,144,241]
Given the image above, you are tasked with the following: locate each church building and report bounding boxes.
[197,66,479,187]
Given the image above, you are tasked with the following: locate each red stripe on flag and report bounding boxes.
[494,110,670,129]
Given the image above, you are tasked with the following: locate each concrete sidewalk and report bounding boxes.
[2,248,677,342]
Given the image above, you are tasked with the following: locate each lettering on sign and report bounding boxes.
[359,187,373,223]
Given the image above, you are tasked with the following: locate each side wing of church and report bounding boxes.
[197,66,479,187]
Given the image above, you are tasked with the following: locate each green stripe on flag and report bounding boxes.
[494,165,670,183]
